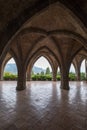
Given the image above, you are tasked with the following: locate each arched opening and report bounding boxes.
[69,63,76,81]
[80,59,86,81]
[56,67,61,81]
[3,58,18,80]
[30,56,52,81]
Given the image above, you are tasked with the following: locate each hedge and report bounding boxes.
[31,74,52,81]
[3,72,17,80]
[3,72,87,81]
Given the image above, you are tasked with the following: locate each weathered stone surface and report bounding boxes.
[0,1,87,90]
[0,81,87,130]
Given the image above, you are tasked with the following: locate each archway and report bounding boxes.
[28,56,53,81]
[0,1,87,91]
[80,59,86,81]
[3,58,18,80]
[56,66,61,81]
[69,63,76,81]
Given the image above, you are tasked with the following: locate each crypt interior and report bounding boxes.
[0,0,87,130]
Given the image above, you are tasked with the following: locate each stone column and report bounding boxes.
[76,66,80,81]
[60,67,69,90]
[26,65,32,81]
[52,66,57,81]
[0,69,2,80]
[85,60,87,80]
[0,66,3,80]
[26,71,31,81]
[16,66,26,91]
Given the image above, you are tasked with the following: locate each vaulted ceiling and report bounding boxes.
[0,0,87,63]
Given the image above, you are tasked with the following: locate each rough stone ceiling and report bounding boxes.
[0,0,87,31]
[0,0,87,59]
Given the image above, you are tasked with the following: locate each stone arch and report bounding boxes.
[72,62,77,75]
[18,28,87,72]
[0,51,18,79]
[56,65,61,81]
[69,63,76,81]
[26,46,60,70]
[0,53,12,80]
[1,1,87,91]
[80,57,87,67]
[70,63,76,73]
[27,51,58,81]
[3,58,18,80]
[72,51,87,81]
[80,57,87,80]
[1,1,87,63]
[19,28,87,49]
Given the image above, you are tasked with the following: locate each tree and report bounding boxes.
[46,67,50,74]
[41,71,44,75]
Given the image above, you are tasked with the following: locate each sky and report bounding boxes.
[8,57,85,73]
[34,57,52,70]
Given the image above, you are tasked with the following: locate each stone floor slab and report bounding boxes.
[0,81,87,130]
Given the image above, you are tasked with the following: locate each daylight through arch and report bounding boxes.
[3,58,18,81]
[28,56,53,81]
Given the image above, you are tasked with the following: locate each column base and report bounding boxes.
[76,78,80,81]
[60,85,70,90]
[16,86,26,91]
[27,79,32,81]
[52,79,57,81]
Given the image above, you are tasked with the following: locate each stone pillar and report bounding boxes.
[0,66,3,80]
[76,66,80,81]
[60,67,69,90]
[85,60,87,80]
[52,66,57,81]
[26,65,32,81]
[16,66,26,91]
[0,69,2,80]
[26,71,31,81]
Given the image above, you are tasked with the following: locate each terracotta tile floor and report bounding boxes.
[0,81,87,130]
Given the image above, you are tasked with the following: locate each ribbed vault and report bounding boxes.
[0,1,87,90]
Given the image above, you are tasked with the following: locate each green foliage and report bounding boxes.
[56,73,77,81]
[31,74,52,81]
[56,74,61,80]
[69,72,86,81]
[41,71,44,75]
[69,72,76,81]
[3,72,87,81]
[80,73,86,80]
[46,67,50,74]
[45,74,52,80]
[3,72,17,80]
